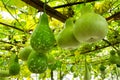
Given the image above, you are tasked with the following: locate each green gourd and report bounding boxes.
[19,46,32,61]
[73,4,108,43]
[57,18,80,50]
[30,13,55,53]
[9,62,20,75]
[0,70,10,77]
[27,50,48,73]
[9,54,20,75]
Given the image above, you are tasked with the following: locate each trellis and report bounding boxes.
[22,0,120,22]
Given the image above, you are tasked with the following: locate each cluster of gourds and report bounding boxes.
[57,4,108,50]
[1,4,109,79]
[26,12,56,73]
[18,12,61,74]
[18,12,58,74]
[17,12,56,74]
[0,12,56,78]
[57,4,108,80]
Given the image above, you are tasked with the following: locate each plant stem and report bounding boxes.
[51,70,54,80]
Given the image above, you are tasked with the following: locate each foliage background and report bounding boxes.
[0,0,120,80]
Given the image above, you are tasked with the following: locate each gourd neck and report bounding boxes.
[39,13,49,25]
[81,4,94,15]
[65,18,74,28]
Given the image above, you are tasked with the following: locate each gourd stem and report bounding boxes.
[84,0,87,5]
[44,0,47,13]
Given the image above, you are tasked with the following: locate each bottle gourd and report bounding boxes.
[30,13,55,53]
[19,46,32,61]
[73,4,108,43]
[9,54,20,75]
[27,50,48,73]
[57,18,80,50]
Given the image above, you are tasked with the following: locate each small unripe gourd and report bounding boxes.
[19,46,32,61]
[9,54,20,75]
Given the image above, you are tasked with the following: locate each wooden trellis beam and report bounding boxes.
[22,0,120,22]
[21,0,97,22]
[53,0,96,9]
[22,0,68,22]
[106,12,120,21]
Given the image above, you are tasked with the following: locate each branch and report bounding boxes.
[81,41,120,54]
[68,41,120,57]
[0,40,11,44]
[106,12,120,21]
[102,39,118,50]
[0,22,24,32]
[22,0,68,23]
[0,40,23,49]
[22,0,120,22]
[53,0,96,9]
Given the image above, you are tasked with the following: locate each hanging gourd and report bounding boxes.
[57,18,80,50]
[27,50,48,73]
[30,12,56,53]
[73,4,108,43]
[8,54,20,75]
[19,46,32,61]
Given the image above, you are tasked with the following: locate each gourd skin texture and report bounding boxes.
[73,13,108,43]
[57,18,80,50]
[30,13,55,53]
[27,50,47,73]
[9,62,20,75]
[19,46,32,61]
